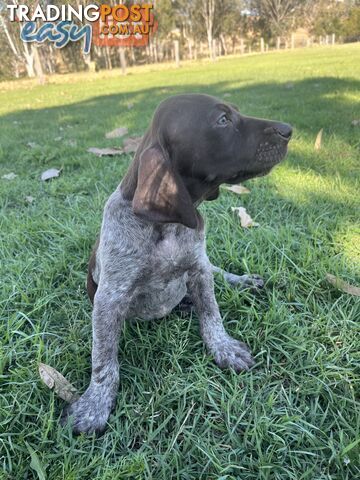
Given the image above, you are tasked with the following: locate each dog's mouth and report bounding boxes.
[255,142,288,166]
[225,142,287,184]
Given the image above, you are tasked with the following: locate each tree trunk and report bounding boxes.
[23,43,35,78]
[33,45,45,84]
[174,40,180,67]
[220,34,227,56]
[119,48,126,75]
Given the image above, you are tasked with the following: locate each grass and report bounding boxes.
[0,44,359,479]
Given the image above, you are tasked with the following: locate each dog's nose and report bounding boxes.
[264,122,292,142]
[274,123,292,141]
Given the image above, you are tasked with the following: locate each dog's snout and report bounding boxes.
[275,123,292,140]
[264,123,293,142]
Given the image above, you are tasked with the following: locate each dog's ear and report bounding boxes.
[132,146,198,229]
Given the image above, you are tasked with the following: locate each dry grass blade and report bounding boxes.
[314,129,323,150]
[325,274,360,297]
[39,363,79,403]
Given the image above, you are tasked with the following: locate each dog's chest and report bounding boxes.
[150,225,203,273]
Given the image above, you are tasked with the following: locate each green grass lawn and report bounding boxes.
[1,44,359,479]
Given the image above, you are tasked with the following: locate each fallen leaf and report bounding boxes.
[41,168,61,181]
[231,207,259,228]
[123,136,142,153]
[351,119,360,126]
[2,172,17,180]
[39,363,79,403]
[65,139,77,147]
[325,274,360,297]
[285,82,294,89]
[223,93,231,98]
[87,147,124,157]
[127,103,134,110]
[105,126,128,139]
[314,129,323,150]
[54,136,62,142]
[27,142,38,148]
[25,196,34,204]
[223,184,250,195]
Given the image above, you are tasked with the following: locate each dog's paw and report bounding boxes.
[211,336,255,372]
[61,387,114,435]
[225,273,264,291]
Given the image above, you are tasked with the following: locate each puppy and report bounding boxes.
[62,94,292,434]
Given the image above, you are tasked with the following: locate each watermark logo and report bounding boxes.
[6,3,157,54]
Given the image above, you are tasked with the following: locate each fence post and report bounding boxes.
[276,37,280,50]
[332,33,335,45]
[291,33,295,49]
[260,37,264,53]
[174,40,180,67]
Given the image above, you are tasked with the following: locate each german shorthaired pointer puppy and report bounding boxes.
[62,93,292,434]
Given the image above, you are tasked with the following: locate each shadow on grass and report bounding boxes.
[1,75,359,169]
[1,75,358,223]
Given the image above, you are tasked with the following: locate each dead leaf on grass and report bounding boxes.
[231,207,259,228]
[2,172,17,180]
[325,274,360,297]
[314,129,323,150]
[351,119,360,126]
[27,142,38,149]
[223,184,250,195]
[39,363,79,403]
[105,126,128,139]
[123,136,142,153]
[87,147,124,157]
[41,168,61,181]
[25,196,34,204]
[127,103,134,110]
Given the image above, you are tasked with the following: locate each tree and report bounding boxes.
[247,0,308,37]
[199,0,217,59]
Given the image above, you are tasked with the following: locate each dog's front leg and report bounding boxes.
[61,288,129,435]
[188,258,255,372]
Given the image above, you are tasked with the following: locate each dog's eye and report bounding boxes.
[217,114,229,126]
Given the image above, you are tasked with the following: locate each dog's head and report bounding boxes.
[122,94,292,229]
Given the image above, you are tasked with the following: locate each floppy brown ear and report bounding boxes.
[132,146,198,229]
